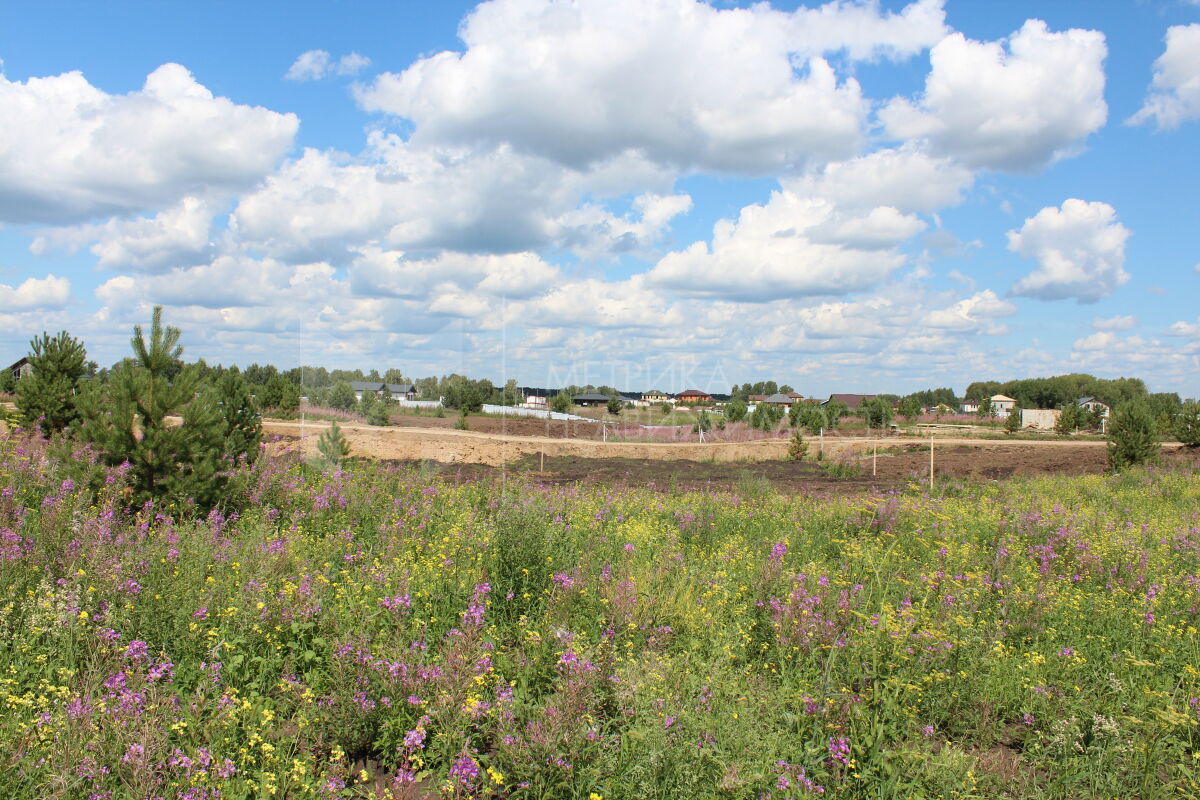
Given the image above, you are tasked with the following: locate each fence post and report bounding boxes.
[929,434,934,491]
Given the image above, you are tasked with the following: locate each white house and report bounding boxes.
[990,394,1017,418]
[521,394,548,410]
[1076,397,1110,417]
[959,399,980,414]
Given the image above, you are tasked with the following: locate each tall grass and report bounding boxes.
[1,429,1199,798]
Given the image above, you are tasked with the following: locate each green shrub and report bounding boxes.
[1107,400,1159,470]
[316,421,350,467]
[1175,401,1200,447]
[15,330,87,435]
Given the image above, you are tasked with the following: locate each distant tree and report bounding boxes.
[779,384,794,394]
[551,393,572,414]
[749,402,769,431]
[861,397,893,428]
[976,398,994,419]
[359,390,379,419]
[0,368,14,395]
[1005,408,1022,434]
[693,410,712,433]
[454,410,470,430]
[1175,401,1200,447]
[823,400,848,430]
[1107,400,1159,471]
[898,397,922,421]
[383,368,410,386]
[366,402,390,426]
[607,395,622,415]
[379,384,395,406]
[317,422,350,467]
[15,330,88,435]
[725,398,747,423]
[327,381,357,411]
[788,401,805,428]
[1055,404,1079,436]
[659,401,671,415]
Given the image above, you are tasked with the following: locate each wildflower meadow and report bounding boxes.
[2,430,1199,799]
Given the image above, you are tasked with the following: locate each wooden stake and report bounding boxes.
[873,437,877,477]
[929,434,934,491]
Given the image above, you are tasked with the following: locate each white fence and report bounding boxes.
[480,404,598,422]
[395,399,442,409]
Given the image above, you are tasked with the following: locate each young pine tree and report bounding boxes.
[1174,401,1200,447]
[74,307,258,511]
[317,421,351,467]
[1106,401,1160,471]
[16,330,88,436]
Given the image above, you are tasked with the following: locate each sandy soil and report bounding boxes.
[262,419,1186,470]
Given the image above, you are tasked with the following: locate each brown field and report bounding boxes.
[262,419,1196,493]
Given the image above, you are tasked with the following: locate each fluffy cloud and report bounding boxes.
[1091,314,1137,332]
[1129,24,1200,130]
[0,64,298,224]
[32,197,214,273]
[358,0,949,173]
[881,20,1107,171]
[648,187,923,301]
[285,50,370,81]
[922,289,1016,330]
[230,138,677,263]
[784,145,973,214]
[349,248,560,301]
[531,276,681,329]
[0,274,71,311]
[1008,199,1130,303]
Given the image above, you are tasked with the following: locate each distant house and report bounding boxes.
[348,381,417,401]
[1076,397,1110,417]
[522,394,547,409]
[747,394,768,403]
[823,393,875,411]
[676,389,713,405]
[786,392,806,401]
[572,393,612,407]
[641,389,671,404]
[7,357,32,382]
[990,394,1017,418]
[763,393,796,408]
[926,403,956,415]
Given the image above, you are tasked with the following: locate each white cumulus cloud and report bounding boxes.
[1129,24,1200,129]
[1008,199,1130,303]
[880,20,1107,171]
[648,186,924,301]
[1091,314,1137,331]
[357,0,949,173]
[285,50,371,81]
[32,196,215,273]
[0,64,298,224]
[0,275,71,311]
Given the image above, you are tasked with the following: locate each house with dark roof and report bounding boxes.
[348,381,417,401]
[641,389,671,404]
[571,393,612,407]
[822,393,875,411]
[675,389,713,405]
[6,357,32,382]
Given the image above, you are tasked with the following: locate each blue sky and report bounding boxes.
[1,0,1198,397]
